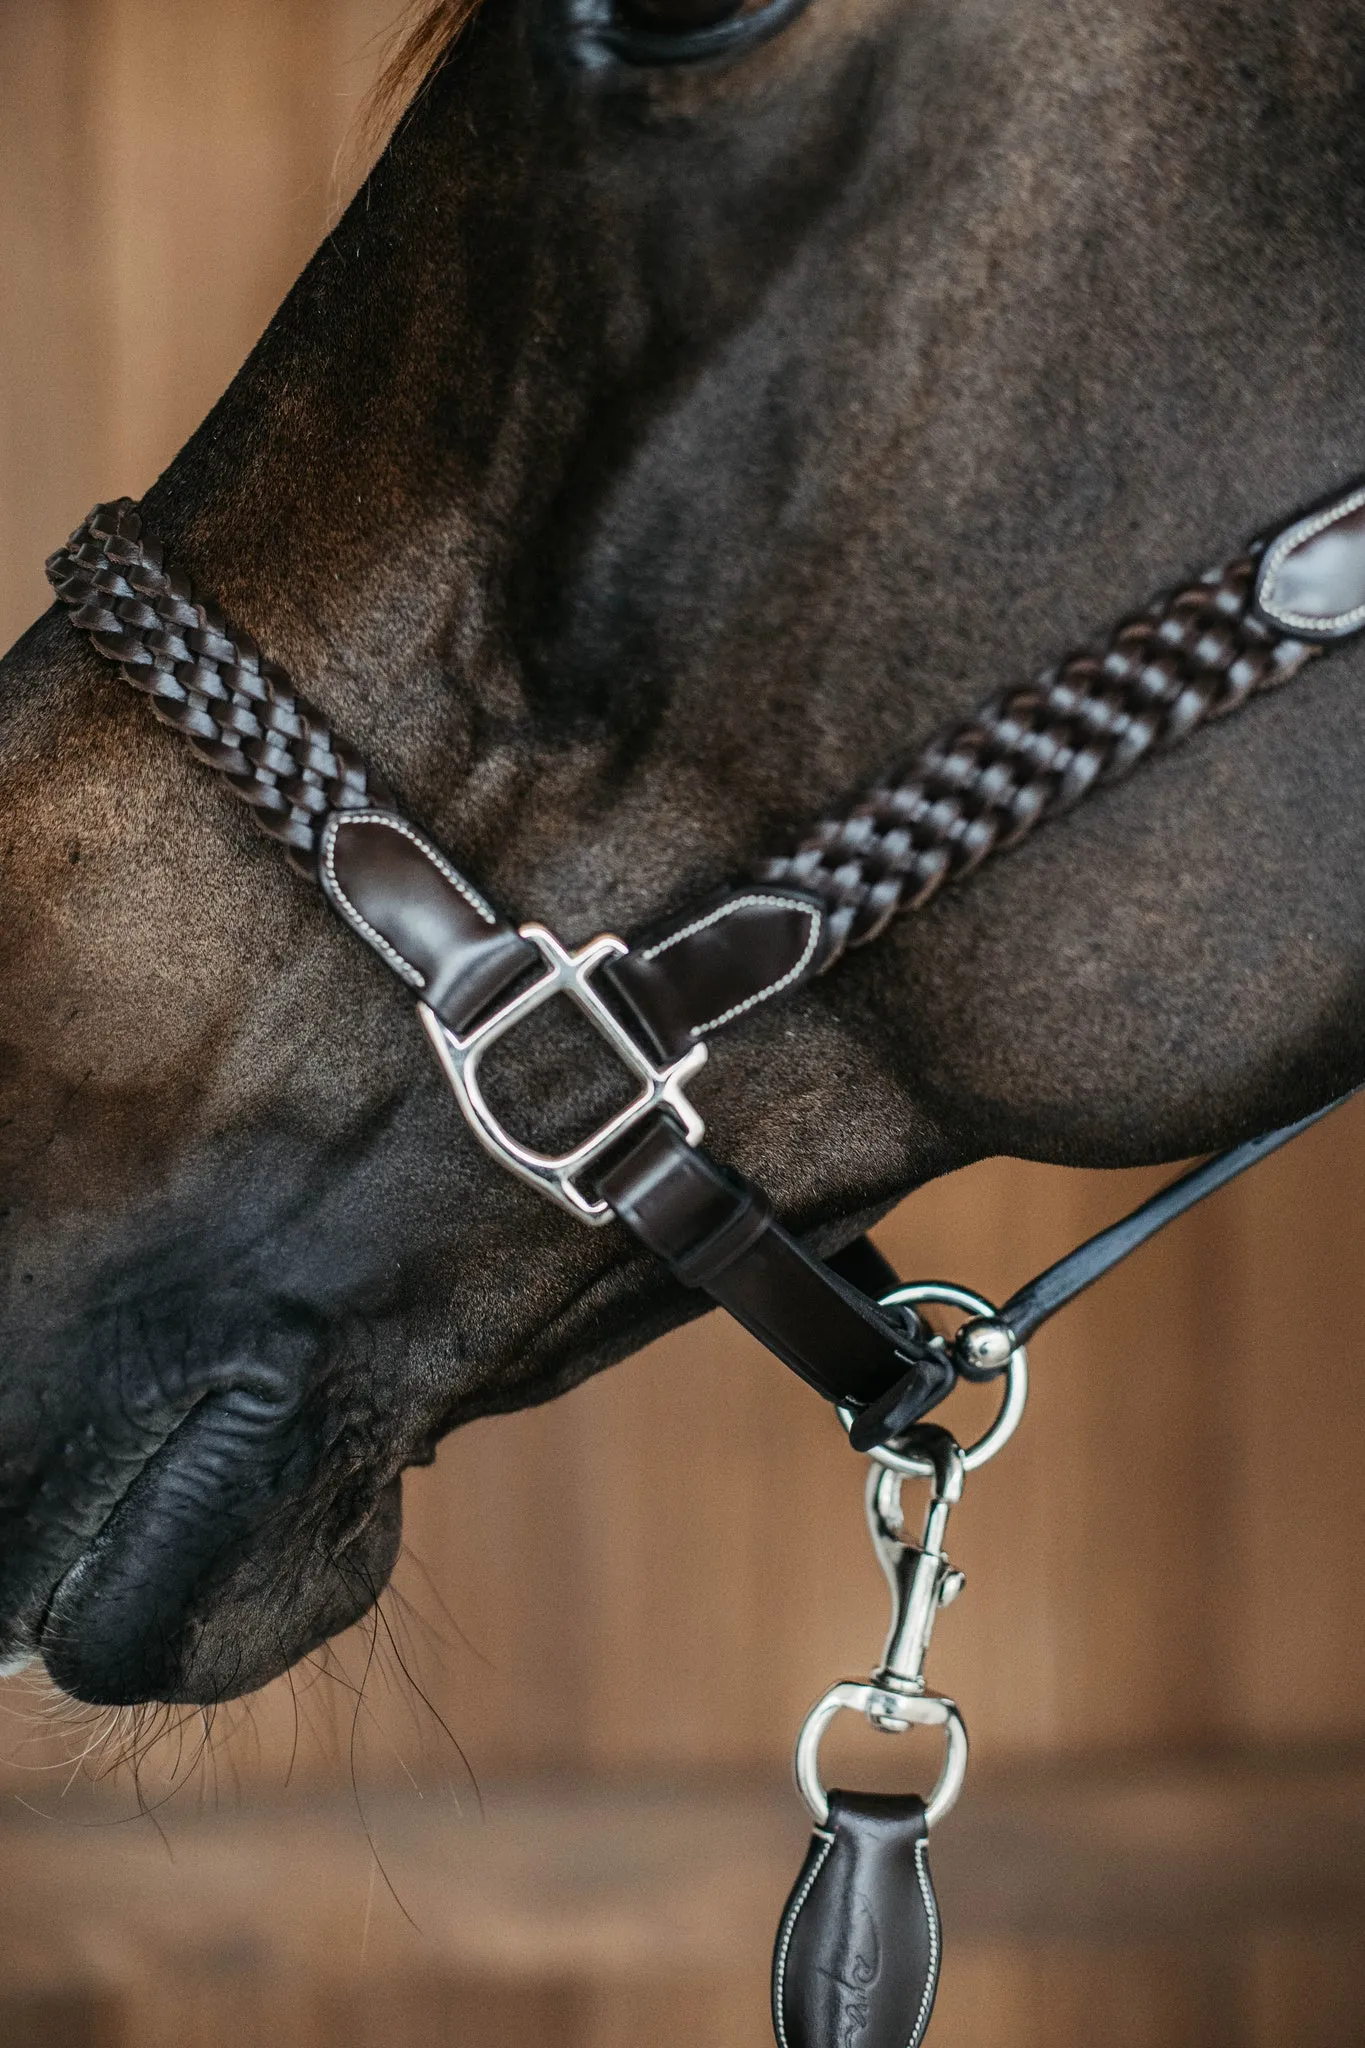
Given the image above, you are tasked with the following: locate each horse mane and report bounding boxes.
[364,0,483,142]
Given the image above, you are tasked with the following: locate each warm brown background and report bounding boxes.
[4,4,1365,2044]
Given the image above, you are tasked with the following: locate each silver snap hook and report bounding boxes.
[797,1281,1030,1833]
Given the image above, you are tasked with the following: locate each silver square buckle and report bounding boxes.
[419,923,708,1224]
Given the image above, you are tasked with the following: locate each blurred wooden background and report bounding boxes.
[4,3,1365,2043]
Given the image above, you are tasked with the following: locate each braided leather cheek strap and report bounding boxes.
[760,556,1316,962]
[46,497,1337,953]
[45,499,391,876]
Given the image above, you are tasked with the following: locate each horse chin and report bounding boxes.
[36,1401,404,1707]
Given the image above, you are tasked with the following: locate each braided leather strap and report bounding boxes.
[760,554,1318,963]
[46,501,1323,930]
[46,500,391,875]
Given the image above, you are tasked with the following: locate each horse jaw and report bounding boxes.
[2,0,1365,1700]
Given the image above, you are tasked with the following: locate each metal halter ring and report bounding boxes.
[794,1682,969,1830]
[840,1282,1029,1477]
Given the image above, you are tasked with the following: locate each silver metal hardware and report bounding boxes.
[795,1425,970,1829]
[795,1683,968,1833]
[795,1283,1029,1834]
[957,1316,1016,1374]
[420,923,708,1225]
[865,1427,963,1706]
[838,1282,1028,1477]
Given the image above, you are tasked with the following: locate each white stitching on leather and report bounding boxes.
[906,1835,940,2048]
[320,811,499,992]
[772,1828,835,2048]
[1258,485,1365,632]
[772,1822,938,2048]
[640,893,822,1038]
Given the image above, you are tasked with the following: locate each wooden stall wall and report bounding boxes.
[3,6,1365,2043]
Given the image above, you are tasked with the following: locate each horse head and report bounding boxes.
[3,0,1364,1706]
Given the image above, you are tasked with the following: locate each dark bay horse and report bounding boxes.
[2,0,1364,1706]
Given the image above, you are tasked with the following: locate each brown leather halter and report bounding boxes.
[44,481,1365,1443]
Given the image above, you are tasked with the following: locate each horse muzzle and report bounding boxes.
[0,1296,402,1705]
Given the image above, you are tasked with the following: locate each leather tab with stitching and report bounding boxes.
[318,811,538,1034]
[601,886,826,1061]
[1255,482,1365,639]
[772,1793,940,2048]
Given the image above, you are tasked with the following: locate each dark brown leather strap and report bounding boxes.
[600,887,828,1060]
[754,491,1365,961]
[47,487,1365,987]
[319,811,539,1034]
[601,1122,949,1409]
[46,500,390,876]
[48,489,1365,1020]
[595,1119,946,1409]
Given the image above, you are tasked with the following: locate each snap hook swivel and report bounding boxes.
[795,1283,1028,1833]
[794,1424,970,1830]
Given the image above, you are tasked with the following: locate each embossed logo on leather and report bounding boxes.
[818,1891,881,2046]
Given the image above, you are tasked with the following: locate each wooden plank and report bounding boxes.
[933,1939,1241,2048]
[0,0,100,643]
[1,1755,1363,1960]
[1,1757,1364,2045]
[1248,1927,1365,2048]
[1215,1098,1365,1741]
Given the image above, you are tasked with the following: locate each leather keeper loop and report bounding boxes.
[668,1178,774,1288]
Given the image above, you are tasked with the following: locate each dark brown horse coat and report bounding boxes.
[2,0,1364,1702]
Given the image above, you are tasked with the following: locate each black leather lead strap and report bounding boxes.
[944,1087,1362,1384]
[773,1792,941,2048]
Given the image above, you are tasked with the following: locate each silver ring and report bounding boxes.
[841,1281,1028,1476]
[793,1682,969,1830]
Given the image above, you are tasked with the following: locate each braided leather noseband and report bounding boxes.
[45,483,1365,1441]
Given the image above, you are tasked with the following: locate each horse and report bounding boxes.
[2,0,1363,1715]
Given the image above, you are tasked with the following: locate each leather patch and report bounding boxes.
[1255,484,1365,639]
[603,888,825,1061]
[773,1792,940,2048]
[318,811,537,1033]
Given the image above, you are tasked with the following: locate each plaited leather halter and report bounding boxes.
[44,481,1365,2048]
[44,482,1365,1443]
